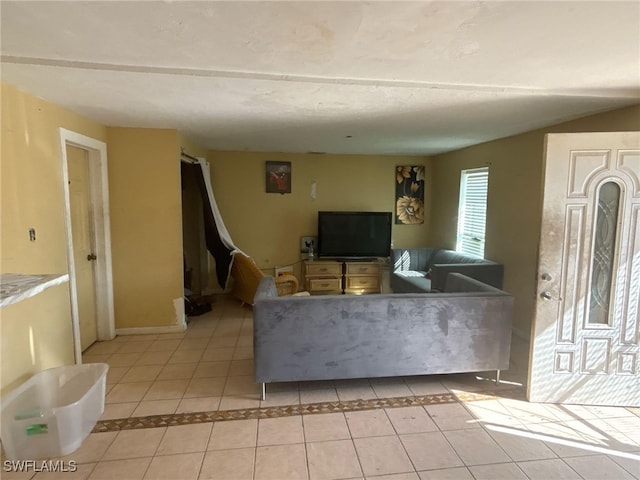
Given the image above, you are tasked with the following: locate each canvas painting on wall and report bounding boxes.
[266,161,291,194]
[395,165,425,224]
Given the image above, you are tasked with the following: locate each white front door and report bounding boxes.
[528,132,639,406]
[67,145,99,351]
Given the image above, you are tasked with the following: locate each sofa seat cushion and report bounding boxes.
[395,270,428,278]
[390,272,432,293]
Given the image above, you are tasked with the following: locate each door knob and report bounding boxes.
[540,291,553,300]
[87,253,97,261]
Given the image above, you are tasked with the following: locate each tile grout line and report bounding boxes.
[342,401,365,478]
[94,388,525,433]
[381,396,424,477]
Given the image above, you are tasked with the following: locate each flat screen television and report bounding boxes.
[317,211,392,259]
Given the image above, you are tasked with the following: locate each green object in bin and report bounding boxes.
[25,423,48,435]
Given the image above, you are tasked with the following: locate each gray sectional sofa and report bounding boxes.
[253,272,513,398]
[390,248,504,293]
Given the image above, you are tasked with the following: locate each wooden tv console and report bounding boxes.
[304,260,381,295]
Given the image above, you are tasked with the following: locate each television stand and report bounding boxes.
[304,260,343,295]
[335,257,377,263]
[305,260,381,295]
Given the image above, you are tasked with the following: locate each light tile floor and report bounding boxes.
[3,295,639,480]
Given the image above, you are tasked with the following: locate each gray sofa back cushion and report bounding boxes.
[391,248,435,272]
[253,275,513,384]
[390,248,504,291]
[431,249,487,266]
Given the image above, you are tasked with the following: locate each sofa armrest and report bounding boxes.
[445,272,507,294]
[254,276,279,303]
[431,263,504,291]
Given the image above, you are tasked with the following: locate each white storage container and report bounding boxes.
[1,363,108,460]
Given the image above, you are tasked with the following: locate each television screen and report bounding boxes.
[317,211,392,259]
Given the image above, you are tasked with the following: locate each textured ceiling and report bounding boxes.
[2,1,639,156]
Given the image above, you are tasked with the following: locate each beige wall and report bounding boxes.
[107,128,184,329]
[206,151,430,282]
[1,83,107,394]
[429,104,640,338]
[180,135,209,160]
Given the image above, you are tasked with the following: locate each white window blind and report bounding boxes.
[456,167,489,258]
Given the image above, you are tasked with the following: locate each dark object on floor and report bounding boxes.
[185,296,212,316]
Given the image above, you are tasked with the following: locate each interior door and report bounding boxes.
[67,145,98,351]
[528,132,639,406]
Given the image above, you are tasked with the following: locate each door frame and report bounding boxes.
[59,128,115,363]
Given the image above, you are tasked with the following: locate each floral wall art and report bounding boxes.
[395,165,425,224]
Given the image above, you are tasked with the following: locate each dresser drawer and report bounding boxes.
[306,262,342,276]
[308,278,342,293]
[344,275,380,290]
[345,263,380,275]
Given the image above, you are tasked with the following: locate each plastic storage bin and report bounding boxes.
[1,363,108,460]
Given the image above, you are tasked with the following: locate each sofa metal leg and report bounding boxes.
[261,383,266,401]
[495,369,501,384]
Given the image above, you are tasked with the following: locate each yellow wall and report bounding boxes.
[206,151,430,282]
[106,128,185,329]
[0,285,75,394]
[180,135,209,160]
[0,83,107,394]
[429,104,640,338]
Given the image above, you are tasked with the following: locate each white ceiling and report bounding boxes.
[2,1,639,156]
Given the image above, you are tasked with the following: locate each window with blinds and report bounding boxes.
[456,167,489,258]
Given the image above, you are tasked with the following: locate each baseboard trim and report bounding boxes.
[115,322,187,336]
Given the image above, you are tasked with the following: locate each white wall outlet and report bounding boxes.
[300,236,316,253]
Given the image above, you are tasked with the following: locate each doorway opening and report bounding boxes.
[179,155,238,315]
[181,160,211,297]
